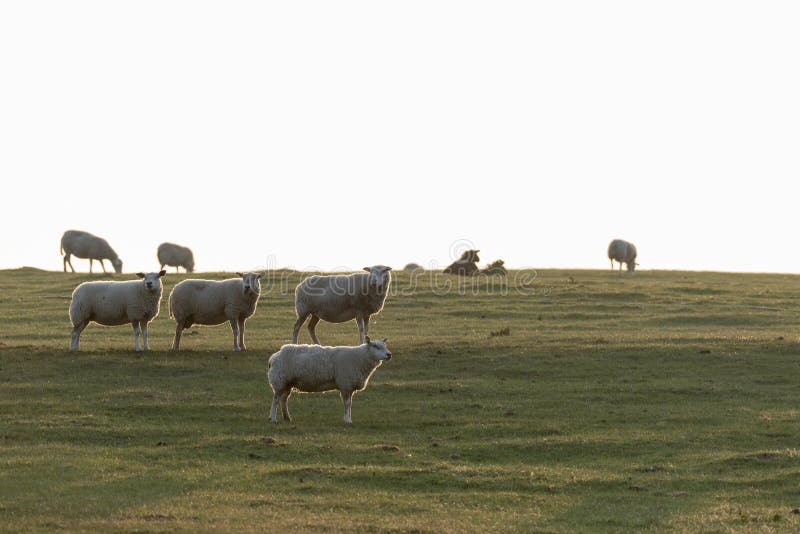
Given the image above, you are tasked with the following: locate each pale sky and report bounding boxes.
[1,2,798,274]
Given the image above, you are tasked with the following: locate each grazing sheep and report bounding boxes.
[61,230,123,274]
[403,263,423,271]
[69,270,166,351]
[443,249,480,275]
[608,239,638,273]
[482,259,507,275]
[268,337,393,424]
[292,265,392,345]
[169,272,265,351]
[157,242,195,273]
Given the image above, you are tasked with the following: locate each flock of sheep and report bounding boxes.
[60,229,638,424]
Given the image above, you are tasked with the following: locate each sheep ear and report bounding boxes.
[363,267,371,272]
[384,266,392,272]
[382,337,388,343]
[158,270,166,277]
[365,336,371,344]
[236,272,244,277]
[257,271,265,279]
[136,272,145,278]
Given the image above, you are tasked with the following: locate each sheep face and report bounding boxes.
[365,336,392,361]
[136,270,166,293]
[627,261,636,273]
[459,250,480,263]
[363,265,392,288]
[112,258,123,274]
[237,272,265,296]
[185,259,195,273]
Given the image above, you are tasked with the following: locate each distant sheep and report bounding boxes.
[292,266,392,345]
[444,249,480,275]
[608,239,638,273]
[482,259,507,275]
[157,242,195,273]
[69,270,166,351]
[61,230,123,274]
[403,263,423,271]
[268,337,393,424]
[168,272,265,351]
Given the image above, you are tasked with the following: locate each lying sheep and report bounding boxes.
[61,230,123,274]
[69,270,166,351]
[443,249,480,275]
[292,265,392,345]
[482,259,507,275]
[169,272,265,351]
[157,242,195,273]
[608,239,638,274]
[403,263,423,271]
[268,337,393,424]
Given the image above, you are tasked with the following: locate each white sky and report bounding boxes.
[1,1,798,273]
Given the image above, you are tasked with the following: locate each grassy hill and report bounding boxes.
[1,267,799,532]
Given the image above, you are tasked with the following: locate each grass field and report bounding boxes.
[2,267,800,532]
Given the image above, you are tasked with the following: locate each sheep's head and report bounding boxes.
[363,265,392,288]
[237,272,265,296]
[112,258,123,274]
[627,261,637,273]
[136,270,166,292]
[459,250,480,263]
[185,258,195,273]
[365,336,392,361]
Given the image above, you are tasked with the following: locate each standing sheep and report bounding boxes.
[443,250,480,275]
[69,270,166,351]
[268,337,393,424]
[608,239,638,274]
[169,272,265,351]
[61,230,123,274]
[157,242,195,273]
[292,265,392,345]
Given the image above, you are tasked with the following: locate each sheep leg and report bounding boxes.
[280,392,292,421]
[132,321,142,351]
[140,320,150,351]
[292,313,309,343]
[363,314,371,341]
[238,318,246,350]
[340,390,354,424]
[307,315,321,345]
[89,258,93,273]
[355,314,365,344]
[100,259,108,273]
[70,320,88,350]
[230,319,241,351]
[171,322,184,350]
[63,254,69,273]
[269,392,281,422]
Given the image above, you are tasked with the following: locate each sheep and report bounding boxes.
[69,270,166,351]
[443,249,480,275]
[61,230,123,274]
[292,265,392,345]
[608,239,638,274]
[482,259,507,275]
[168,272,265,351]
[268,337,393,424]
[403,263,423,271]
[157,242,195,273]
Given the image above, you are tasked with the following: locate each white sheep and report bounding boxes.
[157,242,195,273]
[608,239,638,273]
[61,230,123,274]
[268,337,393,424]
[168,272,265,351]
[292,265,392,345]
[69,270,166,351]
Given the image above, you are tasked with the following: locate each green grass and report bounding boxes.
[2,267,800,532]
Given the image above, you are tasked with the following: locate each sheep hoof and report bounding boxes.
[233,346,241,352]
